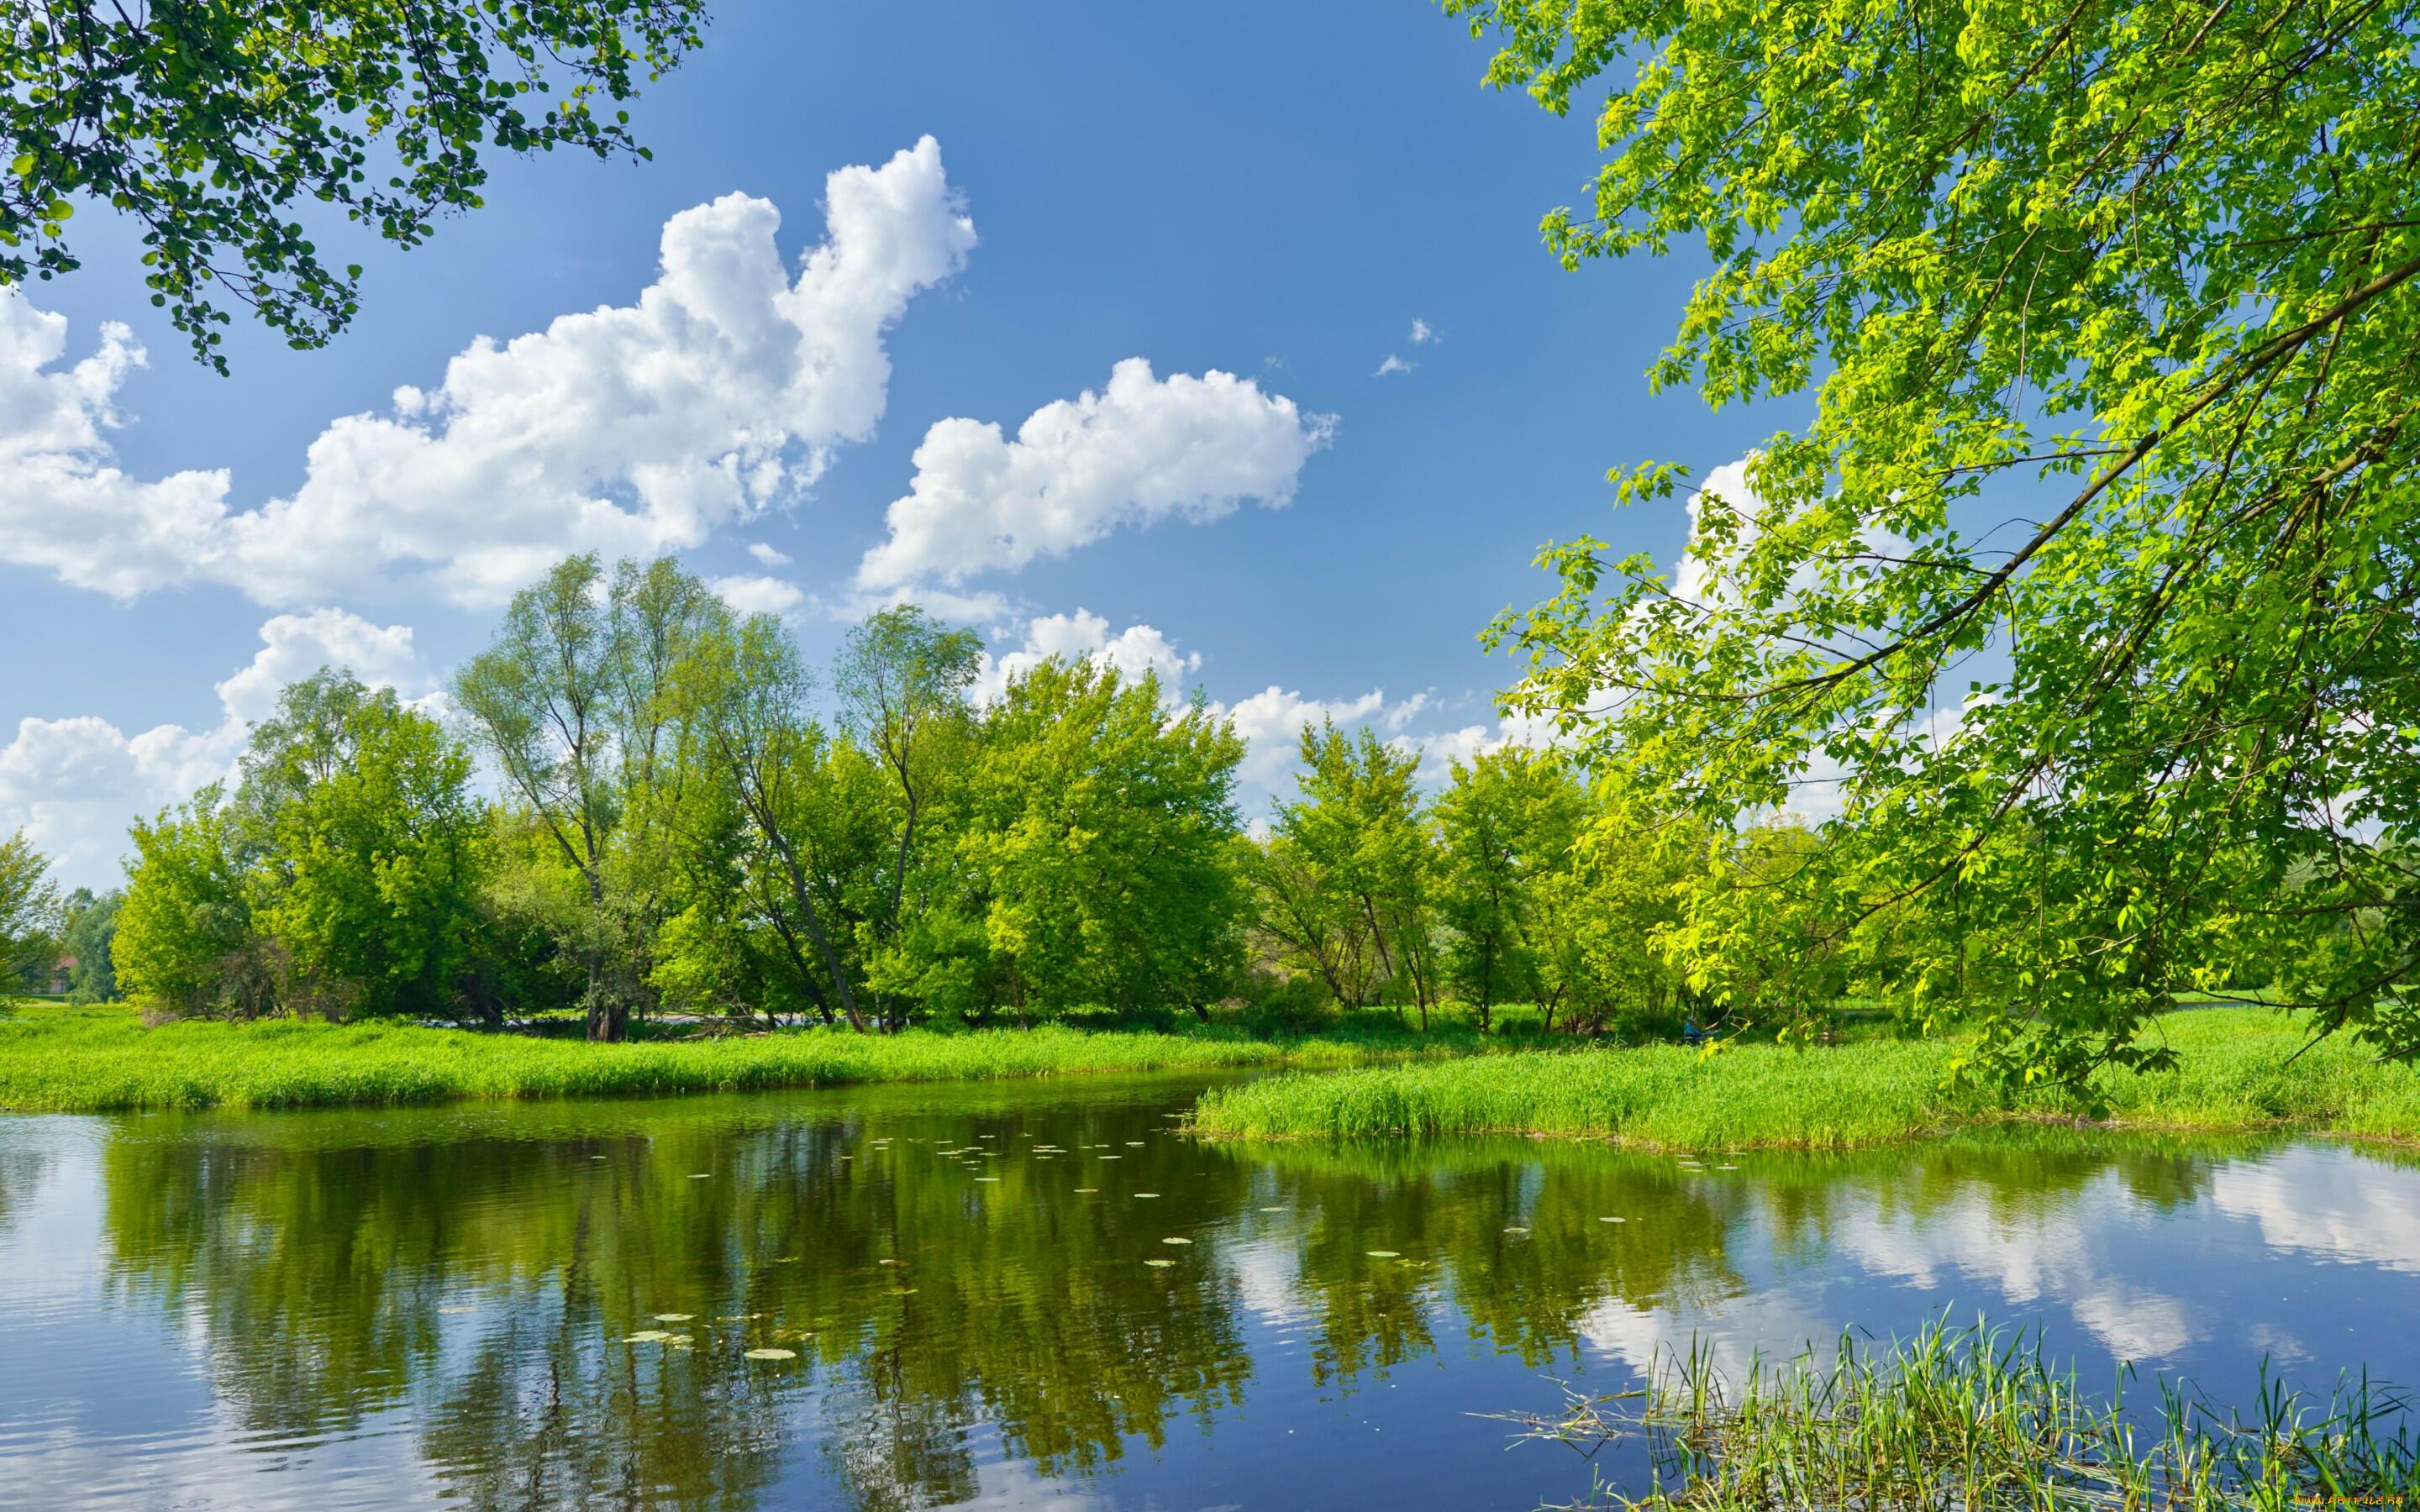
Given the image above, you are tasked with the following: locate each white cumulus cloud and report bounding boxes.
[708,574,807,620]
[974,609,1202,705]
[745,541,793,568]
[0,137,976,607]
[1214,685,1429,793]
[0,612,434,890]
[854,358,1331,591]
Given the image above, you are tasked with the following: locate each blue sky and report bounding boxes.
[1,3,1786,889]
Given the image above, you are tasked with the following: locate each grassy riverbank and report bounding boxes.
[0,1000,1475,1114]
[1189,1008,2420,1148]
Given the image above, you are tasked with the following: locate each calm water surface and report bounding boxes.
[2,1074,2416,1509]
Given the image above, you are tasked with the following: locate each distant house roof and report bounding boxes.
[55,956,76,971]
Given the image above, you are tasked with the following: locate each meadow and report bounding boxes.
[0,1000,1479,1114]
[1186,1007,2420,1149]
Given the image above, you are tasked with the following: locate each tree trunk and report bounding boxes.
[579,852,623,1042]
[765,911,837,1026]
[583,948,612,1042]
[743,776,867,1034]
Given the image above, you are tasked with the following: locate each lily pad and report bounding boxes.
[1161,1236,1193,1245]
[1144,1258,1177,1268]
[1366,1250,1401,1258]
[1598,1216,1627,1224]
[653,1313,695,1322]
[744,1348,797,1361]
[624,1330,674,1343]
[1134,1192,1160,1199]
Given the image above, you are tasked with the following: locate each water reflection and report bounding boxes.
[0,1083,2414,1509]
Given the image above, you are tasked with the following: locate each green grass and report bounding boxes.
[0,1000,1481,1114]
[1188,1008,2420,1149]
[1501,1315,2416,1509]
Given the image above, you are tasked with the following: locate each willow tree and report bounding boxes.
[666,606,868,1032]
[1459,0,2420,1088]
[454,554,714,1041]
[834,606,983,1029]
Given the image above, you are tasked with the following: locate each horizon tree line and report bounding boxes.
[3,553,1728,1042]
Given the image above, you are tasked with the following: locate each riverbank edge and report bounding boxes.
[1184,1009,2420,1152]
[0,1001,1499,1115]
[1188,1105,2420,1154]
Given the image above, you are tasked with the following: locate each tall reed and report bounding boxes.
[1493,1316,2417,1509]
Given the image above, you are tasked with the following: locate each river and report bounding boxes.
[2,1073,2414,1509]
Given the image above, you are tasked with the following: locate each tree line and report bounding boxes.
[3,554,1754,1042]
[8,553,2331,1066]
[7,554,2337,1070]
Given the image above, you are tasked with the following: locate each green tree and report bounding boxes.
[1534,794,1701,1037]
[460,810,588,1028]
[964,658,1246,1021]
[1239,829,1386,1012]
[3,1,704,370]
[1433,748,1586,1031]
[834,605,984,1028]
[1461,0,2420,1086]
[60,886,124,1001]
[454,554,713,1041]
[1250,722,1439,1024]
[116,787,262,1016]
[0,830,60,990]
[242,670,484,1019]
[662,606,868,1031]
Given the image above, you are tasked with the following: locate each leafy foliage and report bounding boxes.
[116,673,484,1021]
[1433,748,1586,1030]
[1244,722,1440,1021]
[114,785,260,1015]
[0,828,60,987]
[2,0,704,369]
[60,885,122,1000]
[245,671,484,1019]
[102,553,1849,1050]
[453,554,717,1039]
[965,658,1245,1018]
[1457,0,2420,1090]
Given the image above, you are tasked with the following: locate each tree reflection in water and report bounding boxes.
[72,1080,2365,1509]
